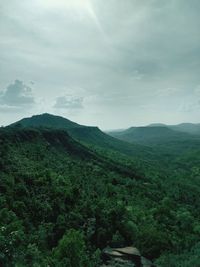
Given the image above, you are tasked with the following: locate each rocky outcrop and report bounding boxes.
[102,246,154,267]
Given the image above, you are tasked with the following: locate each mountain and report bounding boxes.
[10,113,154,160]
[147,122,200,135]
[11,114,200,170]
[0,126,136,179]
[108,126,195,145]
[11,113,83,129]
[170,123,200,135]
[2,116,200,266]
[0,126,147,266]
[147,123,167,127]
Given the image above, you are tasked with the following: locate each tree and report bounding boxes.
[53,229,89,267]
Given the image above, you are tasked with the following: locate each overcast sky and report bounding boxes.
[0,0,200,129]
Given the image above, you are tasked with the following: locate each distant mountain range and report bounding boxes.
[148,122,200,135]
[108,123,200,146]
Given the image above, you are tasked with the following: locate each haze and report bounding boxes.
[0,0,200,129]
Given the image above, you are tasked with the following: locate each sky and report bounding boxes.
[0,0,200,130]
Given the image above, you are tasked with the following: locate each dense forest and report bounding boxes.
[1,114,200,266]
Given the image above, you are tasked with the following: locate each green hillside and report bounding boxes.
[148,123,200,135]
[11,113,83,129]
[10,113,155,161]
[109,126,198,145]
[1,116,200,266]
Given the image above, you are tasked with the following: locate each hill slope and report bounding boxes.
[109,126,196,145]
[11,113,83,129]
[170,123,200,135]
[0,126,146,266]
[10,113,154,160]
[1,125,200,266]
[147,122,200,135]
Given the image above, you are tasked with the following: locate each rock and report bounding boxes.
[102,246,155,267]
[115,247,141,257]
[104,249,124,258]
[102,246,140,266]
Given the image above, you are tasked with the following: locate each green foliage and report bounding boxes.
[155,243,200,267]
[53,229,89,267]
[1,123,200,266]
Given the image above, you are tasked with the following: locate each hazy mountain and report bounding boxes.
[108,126,195,145]
[170,123,200,135]
[147,123,167,127]
[147,122,200,135]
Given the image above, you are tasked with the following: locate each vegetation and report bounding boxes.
[1,114,200,266]
[109,126,200,146]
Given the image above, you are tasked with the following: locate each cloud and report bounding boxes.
[179,100,200,113]
[0,1,200,127]
[194,85,200,96]
[0,80,35,108]
[156,88,181,97]
[54,95,83,109]
[0,104,22,113]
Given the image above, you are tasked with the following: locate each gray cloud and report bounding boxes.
[0,104,22,113]
[54,95,83,110]
[179,98,200,113]
[0,0,200,128]
[0,80,35,108]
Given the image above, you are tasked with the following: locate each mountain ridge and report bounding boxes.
[10,113,85,129]
[9,113,154,160]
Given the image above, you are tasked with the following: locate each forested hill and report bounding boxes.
[10,113,83,129]
[0,126,160,266]
[1,117,200,266]
[10,113,154,160]
[0,127,138,179]
[151,123,200,135]
[108,126,200,145]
